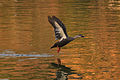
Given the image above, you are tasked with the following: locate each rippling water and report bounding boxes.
[0,0,120,80]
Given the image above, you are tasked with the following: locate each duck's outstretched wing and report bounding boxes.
[48,16,68,41]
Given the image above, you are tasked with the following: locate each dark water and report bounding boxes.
[0,0,120,80]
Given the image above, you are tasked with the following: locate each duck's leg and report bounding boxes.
[57,47,61,53]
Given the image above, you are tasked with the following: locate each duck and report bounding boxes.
[48,16,84,53]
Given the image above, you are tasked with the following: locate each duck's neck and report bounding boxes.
[73,35,80,39]
[73,34,84,39]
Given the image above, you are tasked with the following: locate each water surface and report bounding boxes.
[0,0,120,80]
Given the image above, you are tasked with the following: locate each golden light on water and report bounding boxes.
[0,0,120,80]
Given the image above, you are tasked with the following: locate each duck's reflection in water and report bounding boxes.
[50,58,79,80]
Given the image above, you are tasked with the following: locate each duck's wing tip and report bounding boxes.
[48,16,68,40]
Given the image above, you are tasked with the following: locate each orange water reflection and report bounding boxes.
[0,0,120,80]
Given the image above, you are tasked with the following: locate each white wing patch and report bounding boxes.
[54,21,67,40]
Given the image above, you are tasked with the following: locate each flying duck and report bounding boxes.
[48,16,84,53]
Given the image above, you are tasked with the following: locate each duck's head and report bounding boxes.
[73,34,84,39]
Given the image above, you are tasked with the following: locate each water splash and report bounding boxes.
[0,53,54,57]
[0,49,54,57]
